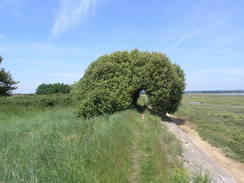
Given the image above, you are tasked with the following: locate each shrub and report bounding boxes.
[36,83,71,95]
[0,94,73,107]
[75,49,185,118]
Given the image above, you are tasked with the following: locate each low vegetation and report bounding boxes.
[133,111,189,183]
[0,94,73,107]
[176,94,244,162]
[0,96,211,183]
[0,106,133,182]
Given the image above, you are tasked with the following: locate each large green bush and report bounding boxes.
[75,50,185,118]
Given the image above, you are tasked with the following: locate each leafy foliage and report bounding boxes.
[0,56,18,96]
[75,49,185,118]
[36,83,71,95]
[0,94,73,107]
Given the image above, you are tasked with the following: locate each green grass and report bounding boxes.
[0,106,134,182]
[176,94,244,162]
[0,96,209,182]
[0,94,73,107]
[192,172,211,183]
[134,112,189,183]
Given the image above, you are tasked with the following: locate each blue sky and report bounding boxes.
[0,0,243,93]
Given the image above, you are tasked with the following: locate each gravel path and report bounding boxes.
[162,116,240,183]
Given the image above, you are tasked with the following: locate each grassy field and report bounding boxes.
[0,107,131,182]
[176,94,244,162]
[1,95,206,183]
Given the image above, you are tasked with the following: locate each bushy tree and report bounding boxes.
[36,83,71,95]
[75,50,185,118]
[35,84,50,95]
[0,56,18,96]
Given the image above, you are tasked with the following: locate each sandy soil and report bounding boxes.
[162,115,244,183]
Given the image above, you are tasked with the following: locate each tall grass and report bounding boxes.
[0,107,134,183]
[133,111,189,183]
[0,99,209,182]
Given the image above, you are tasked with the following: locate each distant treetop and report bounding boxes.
[0,55,18,96]
[36,83,71,95]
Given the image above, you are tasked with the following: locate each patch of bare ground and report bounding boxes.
[164,114,244,183]
[180,121,244,183]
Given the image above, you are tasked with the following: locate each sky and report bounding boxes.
[0,0,243,93]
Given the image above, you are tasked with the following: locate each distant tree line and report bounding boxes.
[186,90,244,93]
[36,83,71,95]
[0,56,18,96]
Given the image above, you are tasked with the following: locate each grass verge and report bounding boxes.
[130,111,190,183]
[0,107,134,183]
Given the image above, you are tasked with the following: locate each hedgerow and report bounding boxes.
[75,49,185,118]
[36,83,71,95]
[0,94,73,107]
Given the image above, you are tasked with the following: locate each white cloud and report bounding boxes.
[51,0,102,38]
[167,25,204,50]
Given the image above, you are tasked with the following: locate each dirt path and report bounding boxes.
[162,115,244,183]
[129,114,144,183]
[129,129,140,183]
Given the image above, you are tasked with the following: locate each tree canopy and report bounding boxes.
[0,56,18,96]
[75,50,185,118]
[36,83,71,95]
